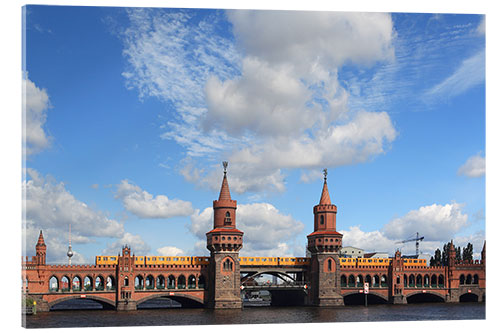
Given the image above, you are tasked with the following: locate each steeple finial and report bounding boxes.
[218,161,232,201]
[319,168,331,205]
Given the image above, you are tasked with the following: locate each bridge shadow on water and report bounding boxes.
[50,299,115,311]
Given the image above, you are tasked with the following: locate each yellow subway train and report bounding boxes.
[340,257,427,267]
[95,255,426,267]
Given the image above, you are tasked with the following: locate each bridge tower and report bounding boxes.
[206,162,244,309]
[306,169,344,306]
[116,246,137,310]
[389,249,407,304]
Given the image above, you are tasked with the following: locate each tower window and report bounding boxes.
[224,212,232,225]
[320,215,324,225]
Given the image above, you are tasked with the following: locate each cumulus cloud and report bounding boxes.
[121,9,397,194]
[157,246,185,256]
[115,179,194,218]
[23,169,125,262]
[383,203,468,241]
[457,153,485,178]
[23,76,51,156]
[102,232,151,256]
[24,169,124,239]
[340,202,479,255]
[189,203,304,256]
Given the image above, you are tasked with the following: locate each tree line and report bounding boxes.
[429,241,474,266]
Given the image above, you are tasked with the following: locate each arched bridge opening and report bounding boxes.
[268,289,306,306]
[406,292,445,304]
[136,294,204,309]
[241,272,307,307]
[459,293,479,303]
[343,292,388,306]
[49,296,116,311]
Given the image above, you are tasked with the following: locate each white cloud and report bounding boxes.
[24,169,124,239]
[115,179,194,218]
[476,16,485,35]
[23,76,51,156]
[23,169,125,262]
[426,50,485,99]
[227,11,394,70]
[157,245,185,256]
[383,203,468,242]
[339,226,394,253]
[340,202,478,255]
[103,232,151,256]
[121,10,397,194]
[457,153,485,178]
[189,203,304,256]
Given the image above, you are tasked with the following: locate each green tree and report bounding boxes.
[433,248,442,266]
[463,243,473,261]
[456,246,462,261]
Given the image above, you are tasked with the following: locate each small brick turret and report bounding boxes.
[35,230,46,266]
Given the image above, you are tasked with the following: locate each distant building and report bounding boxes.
[364,252,389,259]
[340,246,364,258]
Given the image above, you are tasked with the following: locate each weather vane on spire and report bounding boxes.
[323,168,328,182]
[223,161,228,174]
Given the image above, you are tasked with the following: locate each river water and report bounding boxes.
[24,302,485,328]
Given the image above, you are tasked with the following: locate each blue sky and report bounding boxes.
[22,5,486,264]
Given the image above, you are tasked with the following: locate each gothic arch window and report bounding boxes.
[341,275,347,287]
[320,215,325,225]
[223,258,234,271]
[72,276,82,291]
[473,274,479,284]
[348,275,355,287]
[460,274,465,285]
[224,211,232,225]
[328,258,332,271]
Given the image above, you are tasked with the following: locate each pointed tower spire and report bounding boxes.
[218,161,232,201]
[35,230,47,266]
[319,168,332,205]
[37,230,46,246]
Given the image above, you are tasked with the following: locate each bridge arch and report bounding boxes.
[343,291,388,305]
[348,274,355,287]
[241,271,299,285]
[48,295,116,310]
[83,276,93,291]
[136,292,204,308]
[177,275,186,289]
[95,275,105,290]
[406,290,446,303]
[106,275,116,291]
[49,276,59,292]
[459,290,480,302]
[198,275,206,289]
[156,275,166,289]
[72,275,82,291]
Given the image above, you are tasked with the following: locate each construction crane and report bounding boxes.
[397,232,424,256]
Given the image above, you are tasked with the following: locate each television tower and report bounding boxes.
[67,224,74,265]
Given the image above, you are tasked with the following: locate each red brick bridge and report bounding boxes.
[22,166,485,310]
